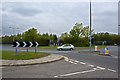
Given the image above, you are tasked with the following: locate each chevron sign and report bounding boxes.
[13,42,39,47]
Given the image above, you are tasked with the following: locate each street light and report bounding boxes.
[89,0,92,52]
[9,27,15,42]
[9,27,20,42]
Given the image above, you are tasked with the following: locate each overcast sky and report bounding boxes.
[1,1,118,36]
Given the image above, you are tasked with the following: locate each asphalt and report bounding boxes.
[1,46,119,78]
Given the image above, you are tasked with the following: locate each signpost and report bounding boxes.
[13,42,39,55]
[35,42,39,54]
[26,42,31,54]
[32,42,39,54]
[89,37,92,40]
[13,42,20,55]
[57,40,59,46]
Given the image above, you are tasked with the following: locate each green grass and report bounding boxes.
[19,46,58,49]
[75,45,106,49]
[37,46,57,49]
[0,44,12,46]
[97,45,106,48]
[1,50,49,60]
[75,46,93,49]
[19,45,106,49]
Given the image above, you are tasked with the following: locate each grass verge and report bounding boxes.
[75,45,106,49]
[0,44,12,46]
[1,50,49,60]
[18,45,106,49]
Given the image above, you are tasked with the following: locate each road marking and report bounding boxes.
[108,69,117,73]
[80,62,86,65]
[69,59,76,62]
[75,60,79,63]
[60,69,100,77]
[111,56,118,59]
[93,68,97,70]
[73,63,77,64]
[89,65,94,67]
[69,61,74,64]
[54,76,58,78]
[96,66,105,70]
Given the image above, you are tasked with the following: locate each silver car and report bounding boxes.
[57,44,74,50]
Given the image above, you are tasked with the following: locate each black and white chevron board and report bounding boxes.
[13,42,39,55]
[13,42,39,47]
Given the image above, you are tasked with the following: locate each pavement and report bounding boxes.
[1,54,65,66]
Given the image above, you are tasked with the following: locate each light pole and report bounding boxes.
[9,27,15,42]
[89,0,92,52]
[9,27,20,42]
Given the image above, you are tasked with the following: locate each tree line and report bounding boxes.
[1,23,120,46]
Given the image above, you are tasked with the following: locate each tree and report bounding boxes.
[53,34,57,41]
[60,32,69,41]
[2,35,13,44]
[70,23,83,39]
[70,23,94,39]
[82,26,94,38]
[22,28,39,42]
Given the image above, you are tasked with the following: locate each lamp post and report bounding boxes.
[89,0,92,52]
[9,27,20,42]
[9,27,14,42]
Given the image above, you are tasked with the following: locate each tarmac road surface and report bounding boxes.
[1,46,119,78]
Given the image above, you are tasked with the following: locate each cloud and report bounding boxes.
[1,2,118,36]
[11,7,42,17]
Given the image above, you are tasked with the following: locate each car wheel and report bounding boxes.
[70,48,73,50]
[59,48,62,51]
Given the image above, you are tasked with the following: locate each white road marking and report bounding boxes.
[70,59,76,62]
[93,68,97,70]
[73,63,77,64]
[108,69,117,73]
[80,62,86,65]
[57,58,111,77]
[69,61,74,64]
[65,59,69,62]
[54,76,58,78]
[112,56,118,59]
[60,69,100,77]
[96,66,105,70]
[75,60,79,63]
[89,65,94,67]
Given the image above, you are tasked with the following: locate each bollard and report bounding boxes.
[95,46,98,51]
[105,47,110,56]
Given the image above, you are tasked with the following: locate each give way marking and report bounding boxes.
[54,66,105,77]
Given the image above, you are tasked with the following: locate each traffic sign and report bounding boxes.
[35,42,39,47]
[31,42,39,47]
[23,42,27,47]
[13,42,39,55]
[13,42,39,47]
[13,42,20,47]
[29,42,33,47]
[26,42,31,47]
[89,37,92,40]
[57,40,59,43]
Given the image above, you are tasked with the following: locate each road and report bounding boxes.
[1,46,119,78]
